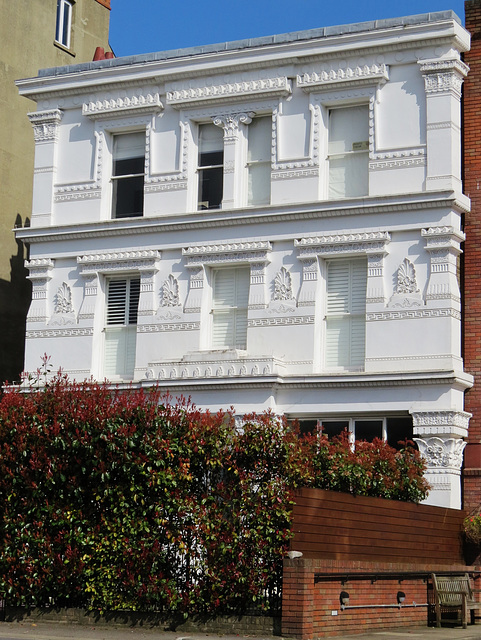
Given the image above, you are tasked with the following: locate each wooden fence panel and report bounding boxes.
[290,488,465,564]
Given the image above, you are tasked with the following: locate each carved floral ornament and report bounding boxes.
[212,112,254,138]
[161,274,181,307]
[272,267,294,301]
[414,437,466,472]
[54,282,73,314]
[388,258,423,309]
[418,58,469,100]
[28,109,63,142]
[49,282,76,326]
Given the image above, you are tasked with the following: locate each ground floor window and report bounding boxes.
[296,416,413,450]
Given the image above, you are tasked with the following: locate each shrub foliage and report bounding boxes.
[0,373,428,614]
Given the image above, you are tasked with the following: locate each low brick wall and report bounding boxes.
[5,607,280,635]
[282,557,470,639]
[282,488,477,638]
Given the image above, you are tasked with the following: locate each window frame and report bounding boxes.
[295,415,413,449]
[197,122,224,210]
[324,256,368,371]
[104,275,141,380]
[246,114,272,207]
[210,266,250,350]
[327,104,370,200]
[55,0,74,49]
[111,130,146,219]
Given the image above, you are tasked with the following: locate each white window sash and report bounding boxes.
[55,0,73,48]
[328,105,369,199]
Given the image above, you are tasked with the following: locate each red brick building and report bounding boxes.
[463,0,481,512]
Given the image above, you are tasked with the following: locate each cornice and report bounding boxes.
[15,191,469,245]
[16,19,467,102]
[136,369,472,391]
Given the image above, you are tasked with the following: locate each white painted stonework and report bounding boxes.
[16,11,473,508]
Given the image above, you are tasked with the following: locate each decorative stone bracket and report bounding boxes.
[25,258,54,323]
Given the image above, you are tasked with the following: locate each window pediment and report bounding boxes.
[77,250,161,275]
[297,63,389,92]
[166,77,291,109]
[182,241,272,267]
[82,90,163,119]
[295,232,390,259]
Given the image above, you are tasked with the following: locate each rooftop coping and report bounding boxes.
[38,10,461,78]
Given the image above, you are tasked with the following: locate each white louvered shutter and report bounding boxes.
[326,259,367,368]
[212,268,249,349]
[104,277,140,378]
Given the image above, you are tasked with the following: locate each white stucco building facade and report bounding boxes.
[16,11,473,508]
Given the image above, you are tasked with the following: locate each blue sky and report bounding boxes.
[109,0,466,58]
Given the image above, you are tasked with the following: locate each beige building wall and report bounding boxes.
[0,0,111,382]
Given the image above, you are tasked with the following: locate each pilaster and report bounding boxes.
[422,226,464,309]
[412,409,471,509]
[419,59,468,192]
[24,259,54,324]
[28,109,63,227]
[212,112,253,208]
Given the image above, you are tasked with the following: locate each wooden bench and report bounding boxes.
[432,573,481,628]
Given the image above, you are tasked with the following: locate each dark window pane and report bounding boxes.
[113,156,144,177]
[199,150,224,167]
[198,166,223,210]
[113,175,144,218]
[128,279,141,325]
[55,0,62,40]
[387,417,413,449]
[355,420,383,442]
[297,420,318,436]
[107,280,127,325]
[321,421,349,438]
[61,5,70,45]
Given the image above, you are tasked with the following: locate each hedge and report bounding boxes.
[0,371,428,615]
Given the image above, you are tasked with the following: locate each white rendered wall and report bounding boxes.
[18,13,472,509]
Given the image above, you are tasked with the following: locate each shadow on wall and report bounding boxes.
[0,214,31,385]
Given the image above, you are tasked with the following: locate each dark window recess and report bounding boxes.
[321,421,349,439]
[106,278,140,326]
[387,417,414,450]
[355,420,383,442]
[112,132,145,219]
[198,124,223,210]
[113,156,144,218]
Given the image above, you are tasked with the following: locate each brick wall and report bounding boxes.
[282,488,475,638]
[463,0,481,513]
[282,558,462,639]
